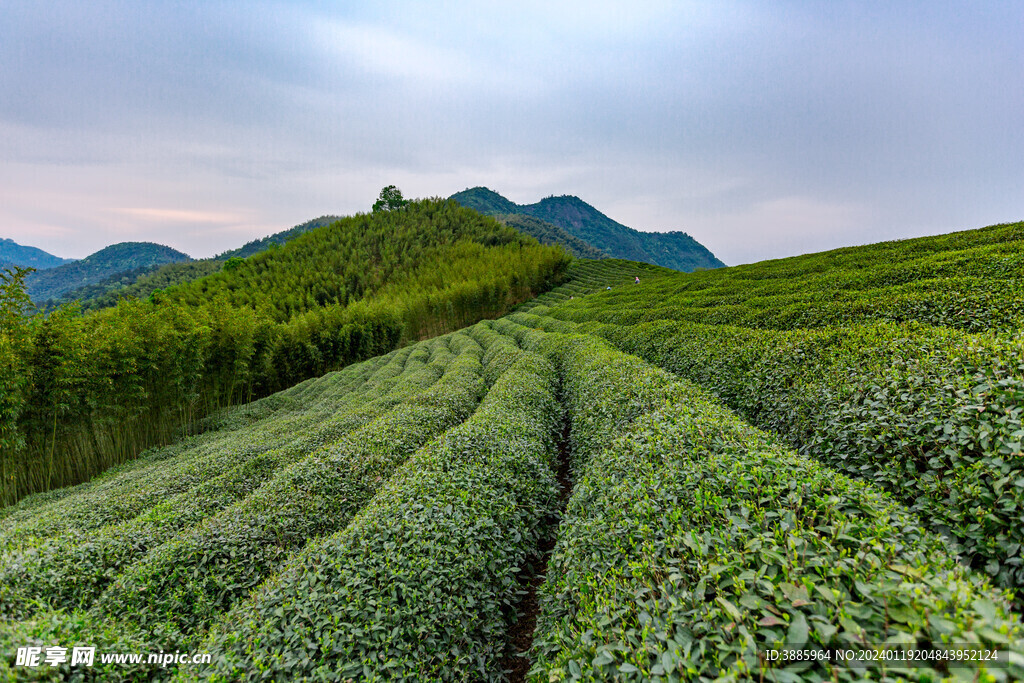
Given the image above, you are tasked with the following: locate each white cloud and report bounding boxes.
[109,208,250,224]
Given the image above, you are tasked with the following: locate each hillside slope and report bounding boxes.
[160,201,562,324]
[518,220,1024,594]
[493,214,606,259]
[538,220,1024,334]
[216,215,342,260]
[447,188,605,259]
[46,260,223,312]
[49,216,342,312]
[451,186,725,271]
[25,242,190,304]
[0,238,74,270]
[1,221,1022,681]
[0,199,569,505]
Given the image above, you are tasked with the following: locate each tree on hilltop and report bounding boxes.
[373,185,408,213]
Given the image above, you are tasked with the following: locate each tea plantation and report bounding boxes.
[1,222,1023,681]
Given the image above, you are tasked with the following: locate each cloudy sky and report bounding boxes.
[1,1,1021,265]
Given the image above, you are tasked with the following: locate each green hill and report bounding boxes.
[25,242,191,304]
[1,220,1022,681]
[49,216,342,312]
[159,202,562,325]
[0,198,569,506]
[448,188,606,259]
[515,221,1024,589]
[451,186,725,271]
[451,186,520,214]
[0,238,74,271]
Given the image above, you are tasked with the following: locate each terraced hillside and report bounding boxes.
[2,222,1023,681]
[50,216,343,313]
[520,222,1024,598]
[1,199,569,507]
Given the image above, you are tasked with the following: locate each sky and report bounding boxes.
[1,1,1021,265]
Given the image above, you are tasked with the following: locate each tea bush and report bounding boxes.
[0,347,409,551]
[96,332,487,643]
[0,337,461,618]
[515,285,1024,597]
[517,327,1024,682]
[187,344,561,681]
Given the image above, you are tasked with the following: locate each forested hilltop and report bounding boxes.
[0,220,1021,681]
[451,186,725,271]
[48,216,343,313]
[26,242,190,305]
[0,198,569,505]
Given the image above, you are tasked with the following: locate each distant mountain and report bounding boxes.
[450,188,600,259]
[26,242,191,304]
[452,188,519,215]
[450,187,725,271]
[0,238,75,271]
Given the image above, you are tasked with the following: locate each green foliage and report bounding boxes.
[95,335,485,644]
[161,199,551,323]
[0,352,394,616]
[449,186,519,214]
[0,268,35,460]
[221,257,244,272]
[514,327,1023,682]
[373,184,409,212]
[551,221,1024,334]
[568,317,1024,596]
[64,260,223,313]
[56,216,340,313]
[216,215,341,261]
[514,223,1024,597]
[41,262,163,312]
[0,347,432,681]
[190,328,561,680]
[4,217,1024,681]
[496,214,607,259]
